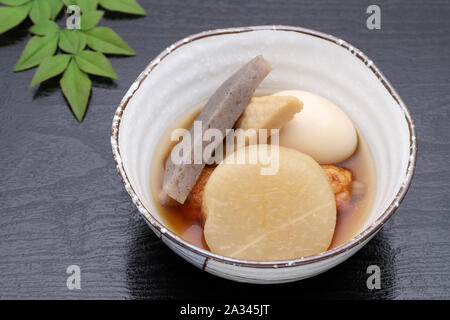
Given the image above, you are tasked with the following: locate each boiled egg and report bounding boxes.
[272,90,357,164]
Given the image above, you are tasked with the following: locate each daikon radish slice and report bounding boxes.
[202,145,337,261]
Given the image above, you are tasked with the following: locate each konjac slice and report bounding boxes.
[162,56,272,204]
[202,145,337,261]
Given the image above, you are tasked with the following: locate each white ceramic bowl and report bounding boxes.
[111,26,417,284]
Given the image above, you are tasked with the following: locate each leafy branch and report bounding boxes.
[0,0,146,121]
[0,0,145,33]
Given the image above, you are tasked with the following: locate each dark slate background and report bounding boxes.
[0,0,449,299]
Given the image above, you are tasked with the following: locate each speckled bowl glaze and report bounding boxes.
[111,26,417,284]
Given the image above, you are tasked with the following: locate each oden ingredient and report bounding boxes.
[180,167,215,221]
[273,90,357,164]
[185,165,352,214]
[321,165,352,210]
[222,95,302,160]
[202,145,337,261]
[162,56,272,204]
[236,96,303,134]
[186,167,215,210]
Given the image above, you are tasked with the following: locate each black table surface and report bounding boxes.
[0,0,449,300]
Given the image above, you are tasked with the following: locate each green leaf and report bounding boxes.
[60,59,91,122]
[80,10,103,30]
[59,29,86,53]
[62,0,76,6]
[14,33,59,71]
[29,0,52,24]
[98,0,146,15]
[76,0,97,13]
[47,0,64,19]
[31,54,71,87]
[30,20,60,35]
[83,27,135,55]
[0,0,30,5]
[74,50,117,79]
[0,3,31,34]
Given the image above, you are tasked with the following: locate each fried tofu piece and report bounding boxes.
[236,95,303,132]
[179,167,215,221]
[321,165,352,209]
[185,167,215,209]
[220,95,303,155]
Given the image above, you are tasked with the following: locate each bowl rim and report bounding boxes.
[111,25,417,269]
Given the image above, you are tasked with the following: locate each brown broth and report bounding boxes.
[151,105,376,253]
[330,135,376,248]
